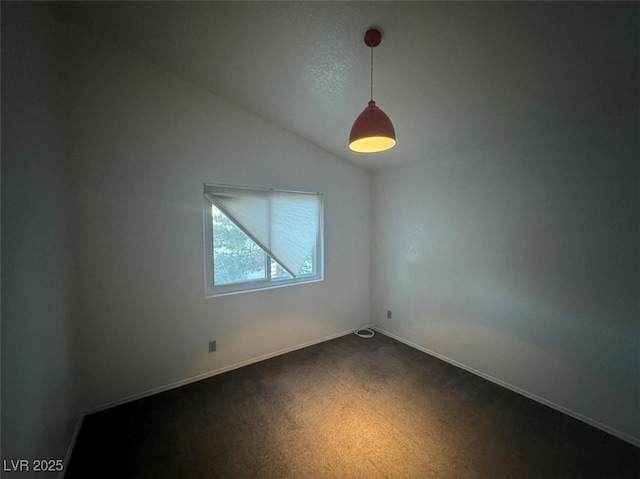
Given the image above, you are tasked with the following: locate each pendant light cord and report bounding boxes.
[370,46,374,101]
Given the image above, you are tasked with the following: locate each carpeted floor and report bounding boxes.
[65,332,639,478]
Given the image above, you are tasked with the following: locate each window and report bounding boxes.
[203,184,323,296]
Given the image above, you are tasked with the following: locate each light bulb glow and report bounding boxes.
[349,136,396,153]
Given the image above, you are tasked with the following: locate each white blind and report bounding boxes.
[204,185,322,277]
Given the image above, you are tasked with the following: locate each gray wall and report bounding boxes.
[65,15,371,413]
[371,111,639,442]
[1,2,75,472]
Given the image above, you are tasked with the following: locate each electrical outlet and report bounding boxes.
[209,340,217,353]
[387,310,392,319]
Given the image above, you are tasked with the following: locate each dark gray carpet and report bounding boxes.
[65,332,639,478]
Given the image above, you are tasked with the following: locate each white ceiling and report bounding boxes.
[58,1,636,171]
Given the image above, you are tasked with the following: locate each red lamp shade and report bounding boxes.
[349,100,396,153]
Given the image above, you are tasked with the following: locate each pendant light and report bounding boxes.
[349,28,396,153]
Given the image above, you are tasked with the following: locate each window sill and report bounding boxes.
[205,276,324,298]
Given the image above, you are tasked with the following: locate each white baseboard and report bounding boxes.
[64,325,638,470]
[84,329,355,416]
[64,330,358,472]
[61,415,84,478]
[63,329,357,471]
[374,327,640,448]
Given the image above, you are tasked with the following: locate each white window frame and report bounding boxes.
[203,183,324,297]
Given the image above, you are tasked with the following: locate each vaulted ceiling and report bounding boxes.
[58,2,636,171]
